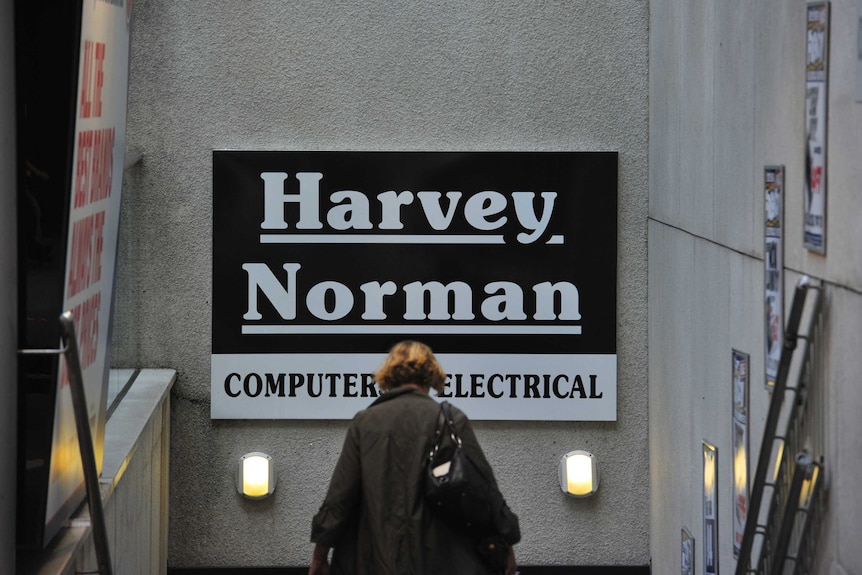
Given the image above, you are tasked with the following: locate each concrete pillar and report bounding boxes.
[0,0,18,570]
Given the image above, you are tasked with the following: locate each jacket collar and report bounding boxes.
[369,386,431,408]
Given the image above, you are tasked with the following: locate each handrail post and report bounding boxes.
[58,311,113,575]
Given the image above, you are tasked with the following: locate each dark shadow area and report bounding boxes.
[169,565,651,575]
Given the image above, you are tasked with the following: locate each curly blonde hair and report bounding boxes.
[375,340,447,393]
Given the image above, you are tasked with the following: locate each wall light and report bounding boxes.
[238,452,276,499]
[559,450,599,497]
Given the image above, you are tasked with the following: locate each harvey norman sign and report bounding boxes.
[211,151,617,420]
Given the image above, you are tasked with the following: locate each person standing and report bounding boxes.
[309,340,520,575]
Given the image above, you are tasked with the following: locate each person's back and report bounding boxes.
[309,341,520,575]
[349,388,440,573]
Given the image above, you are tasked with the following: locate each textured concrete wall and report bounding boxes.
[116,1,650,567]
[649,0,862,573]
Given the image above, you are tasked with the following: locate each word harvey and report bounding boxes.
[224,371,604,400]
[259,172,561,244]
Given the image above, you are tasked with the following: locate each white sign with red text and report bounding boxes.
[45,0,132,535]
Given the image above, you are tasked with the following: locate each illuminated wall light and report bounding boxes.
[237,452,276,499]
[559,450,599,497]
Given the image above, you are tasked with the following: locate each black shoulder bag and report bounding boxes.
[424,402,510,573]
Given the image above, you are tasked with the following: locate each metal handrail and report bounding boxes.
[734,278,811,574]
[18,311,113,575]
[769,452,814,571]
[790,459,823,575]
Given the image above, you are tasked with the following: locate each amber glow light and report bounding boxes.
[238,452,275,499]
[559,450,599,497]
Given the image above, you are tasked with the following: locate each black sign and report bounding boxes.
[213,151,616,357]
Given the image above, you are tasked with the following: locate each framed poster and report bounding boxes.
[764,166,783,389]
[732,350,749,419]
[211,151,618,421]
[804,2,830,253]
[731,349,749,559]
[732,418,749,559]
[682,526,695,575]
[703,441,719,575]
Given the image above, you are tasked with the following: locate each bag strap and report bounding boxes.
[428,401,462,460]
[440,401,462,447]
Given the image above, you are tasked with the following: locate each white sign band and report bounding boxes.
[211,353,617,421]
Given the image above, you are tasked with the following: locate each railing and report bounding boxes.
[18,312,114,575]
[734,277,825,575]
[785,457,824,575]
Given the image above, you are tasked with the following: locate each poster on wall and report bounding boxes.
[764,165,783,389]
[703,441,719,575]
[211,151,618,421]
[682,526,695,575]
[732,350,749,418]
[804,2,829,253]
[731,350,749,558]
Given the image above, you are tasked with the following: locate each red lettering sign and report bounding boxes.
[79,40,106,119]
[89,128,115,204]
[80,40,92,118]
[74,130,93,208]
[67,291,102,372]
[67,210,107,298]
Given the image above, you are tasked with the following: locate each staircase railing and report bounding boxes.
[18,312,113,575]
[734,277,825,575]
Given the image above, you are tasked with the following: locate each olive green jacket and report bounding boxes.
[311,388,520,575]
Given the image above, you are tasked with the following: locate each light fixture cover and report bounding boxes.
[238,452,276,499]
[559,450,598,497]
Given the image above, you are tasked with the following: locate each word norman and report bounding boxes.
[243,263,580,322]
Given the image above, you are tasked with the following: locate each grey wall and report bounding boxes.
[1,0,17,569]
[116,1,650,567]
[649,0,862,573]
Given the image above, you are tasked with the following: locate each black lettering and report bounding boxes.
[589,374,603,398]
[225,373,241,398]
[361,373,378,398]
[244,373,263,397]
[487,374,504,398]
[308,373,323,397]
[552,374,569,398]
[454,374,469,398]
[524,374,541,398]
[326,373,340,397]
[569,374,587,398]
[265,373,285,397]
[344,373,358,397]
[470,374,485,398]
[289,373,304,397]
[542,374,551,398]
[439,374,453,398]
[505,374,520,398]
